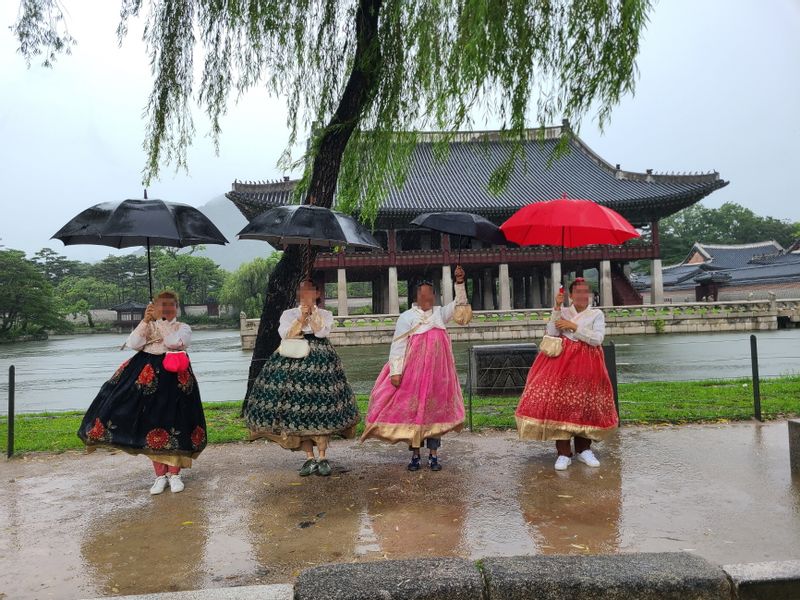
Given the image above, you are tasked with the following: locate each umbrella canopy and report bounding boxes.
[410,211,507,246]
[500,194,640,248]
[237,205,381,250]
[53,197,228,297]
[52,199,228,248]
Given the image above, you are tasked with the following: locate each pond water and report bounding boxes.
[1,328,799,413]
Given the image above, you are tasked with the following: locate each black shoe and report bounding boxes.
[428,455,442,471]
[408,455,421,471]
[299,459,318,477]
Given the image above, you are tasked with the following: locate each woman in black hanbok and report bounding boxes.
[78,291,206,494]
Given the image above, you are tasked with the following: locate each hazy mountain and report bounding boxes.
[187,195,275,271]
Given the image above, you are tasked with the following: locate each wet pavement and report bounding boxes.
[1,421,799,599]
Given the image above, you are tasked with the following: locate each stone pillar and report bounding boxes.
[538,273,547,307]
[336,268,348,316]
[522,276,531,308]
[541,275,550,309]
[473,275,484,310]
[441,265,454,305]
[433,271,442,305]
[550,262,562,307]
[651,258,664,305]
[531,272,542,308]
[498,264,511,310]
[512,276,525,309]
[371,277,381,313]
[600,259,613,307]
[388,266,400,314]
[482,268,495,310]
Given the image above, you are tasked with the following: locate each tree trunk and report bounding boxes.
[244,0,383,402]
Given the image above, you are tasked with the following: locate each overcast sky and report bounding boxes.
[1,0,798,262]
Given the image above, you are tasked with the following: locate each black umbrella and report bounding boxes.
[237,204,381,279]
[53,196,228,298]
[411,211,508,262]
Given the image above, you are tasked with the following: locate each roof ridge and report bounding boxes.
[697,240,783,251]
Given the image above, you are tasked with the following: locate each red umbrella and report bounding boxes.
[500,193,639,257]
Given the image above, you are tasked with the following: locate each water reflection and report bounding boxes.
[518,435,622,554]
[80,491,209,596]
[248,474,361,577]
[245,452,467,579]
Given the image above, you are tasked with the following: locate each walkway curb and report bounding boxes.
[723,560,800,600]
[481,553,731,599]
[294,557,484,600]
[82,554,800,599]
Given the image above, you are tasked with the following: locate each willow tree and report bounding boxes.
[13,0,652,394]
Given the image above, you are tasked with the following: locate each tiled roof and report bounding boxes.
[687,241,784,269]
[227,126,728,227]
[639,241,800,290]
[110,300,148,311]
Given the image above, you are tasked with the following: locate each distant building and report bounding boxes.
[228,124,727,313]
[110,300,147,329]
[634,241,800,302]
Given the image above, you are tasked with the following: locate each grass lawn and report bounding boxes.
[2,376,798,455]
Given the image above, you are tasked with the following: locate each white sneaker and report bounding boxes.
[576,449,600,467]
[150,476,168,495]
[554,455,572,471]
[168,474,185,493]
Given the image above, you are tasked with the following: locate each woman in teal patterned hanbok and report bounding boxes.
[244,279,359,477]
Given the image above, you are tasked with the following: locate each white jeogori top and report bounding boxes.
[126,318,192,354]
[387,283,468,376]
[278,306,334,340]
[547,305,606,347]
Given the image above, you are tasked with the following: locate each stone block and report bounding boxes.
[480,553,731,600]
[295,558,484,600]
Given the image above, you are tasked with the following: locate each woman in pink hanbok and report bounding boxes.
[361,266,469,471]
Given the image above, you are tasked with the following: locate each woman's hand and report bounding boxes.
[299,304,312,321]
[454,265,465,284]
[143,303,156,322]
[554,291,565,311]
[390,374,402,387]
[555,318,577,332]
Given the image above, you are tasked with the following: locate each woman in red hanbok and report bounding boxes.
[515,278,617,470]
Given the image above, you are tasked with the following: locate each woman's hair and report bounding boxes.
[569,277,591,293]
[415,278,434,297]
[154,290,179,304]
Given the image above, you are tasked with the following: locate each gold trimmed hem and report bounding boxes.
[249,423,357,451]
[359,421,464,447]
[515,415,617,442]
[84,443,199,468]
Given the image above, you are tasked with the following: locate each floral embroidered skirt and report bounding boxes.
[244,335,360,451]
[77,350,207,468]
[515,338,618,442]
[361,328,465,447]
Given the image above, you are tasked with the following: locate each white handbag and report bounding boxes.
[539,335,563,358]
[278,337,310,359]
[453,304,473,325]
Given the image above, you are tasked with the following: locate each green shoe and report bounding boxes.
[316,459,332,477]
[299,459,318,477]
